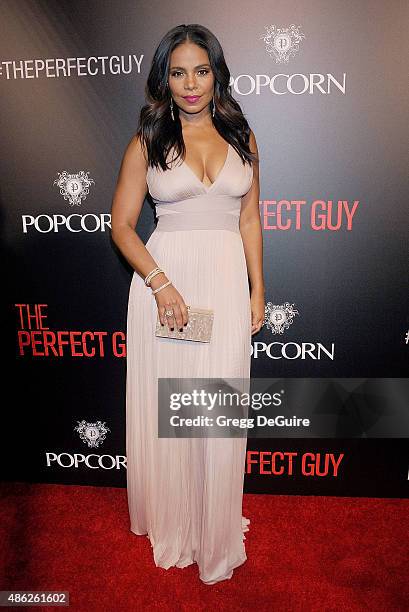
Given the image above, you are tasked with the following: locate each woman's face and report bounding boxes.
[168,42,215,116]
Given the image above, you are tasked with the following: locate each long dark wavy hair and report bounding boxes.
[136,24,257,171]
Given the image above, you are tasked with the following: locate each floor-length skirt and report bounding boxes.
[126,226,251,584]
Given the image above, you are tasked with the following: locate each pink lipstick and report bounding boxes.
[183,95,201,104]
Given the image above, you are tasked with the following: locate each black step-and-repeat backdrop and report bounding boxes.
[2,1,408,497]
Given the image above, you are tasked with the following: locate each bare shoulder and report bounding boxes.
[111,133,149,234]
[248,129,260,169]
[248,128,259,153]
[124,133,148,167]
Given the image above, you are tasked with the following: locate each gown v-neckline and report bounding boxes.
[181,143,231,193]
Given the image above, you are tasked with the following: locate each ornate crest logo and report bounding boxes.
[53,170,95,206]
[263,302,300,334]
[260,24,306,63]
[74,420,110,448]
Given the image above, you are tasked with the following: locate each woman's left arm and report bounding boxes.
[239,129,265,336]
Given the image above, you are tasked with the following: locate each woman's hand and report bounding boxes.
[251,290,265,335]
[151,274,189,331]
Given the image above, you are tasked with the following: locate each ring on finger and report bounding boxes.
[165,309,174,317]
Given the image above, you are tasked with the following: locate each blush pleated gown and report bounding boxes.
[126,141,253,585]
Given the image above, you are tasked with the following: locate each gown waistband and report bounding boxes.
[155,211,240,233]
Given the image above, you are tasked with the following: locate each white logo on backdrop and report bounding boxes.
[45,420,125,470]
[253,300,334,359]
[263,302,300,334]
[74,420,110,448]
[260,24,306,63]
[53,170,95,206]
[22,169,109,233]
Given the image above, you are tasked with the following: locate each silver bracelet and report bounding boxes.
[144,266,160,285]
[145,267,164,286]
[146,269,165,286]
[151,280,172,295]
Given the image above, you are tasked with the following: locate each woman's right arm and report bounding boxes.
[110,134,188,331]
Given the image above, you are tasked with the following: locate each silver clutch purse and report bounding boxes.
[155,305,214,343]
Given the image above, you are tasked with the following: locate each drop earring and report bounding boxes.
[212,95,215,117]
[170,97,175,121]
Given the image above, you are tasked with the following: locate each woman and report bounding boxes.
[111,23,265,584]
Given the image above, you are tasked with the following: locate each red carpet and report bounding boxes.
[1,482,408,611]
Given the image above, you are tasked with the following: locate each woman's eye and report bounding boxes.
[170,69,210,78]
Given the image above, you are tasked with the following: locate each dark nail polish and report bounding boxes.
[179,328,183,332]
[170,327,174,331]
